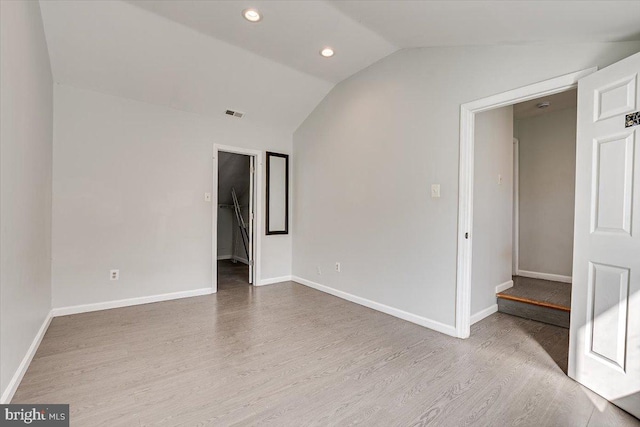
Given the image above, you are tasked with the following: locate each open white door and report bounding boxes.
[248,156,255,284]
[570,52,640,417]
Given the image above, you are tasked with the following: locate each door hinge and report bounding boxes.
[465,232,469,239]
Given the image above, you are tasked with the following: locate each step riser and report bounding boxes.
[498,298,570,329]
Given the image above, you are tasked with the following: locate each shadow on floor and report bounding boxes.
[218,259,250,291]
[490,311,569,374]
[497,276,571,374]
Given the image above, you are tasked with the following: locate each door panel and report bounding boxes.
[587,262,629,371]
[570,52,640,418]
[592,132,634,234]
[595,75,637,121]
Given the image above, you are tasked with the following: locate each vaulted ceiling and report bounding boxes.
[39,1,640,132]
[126,0,397,84]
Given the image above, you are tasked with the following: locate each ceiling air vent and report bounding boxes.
[225,109,244,118]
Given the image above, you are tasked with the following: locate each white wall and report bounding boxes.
[52,85,291,308]
[293,42,640,330]
[232,191,251,264]
[517,107,577,277]
[217,207,234,259]
[0,1,53,399]
[471,107,513,317]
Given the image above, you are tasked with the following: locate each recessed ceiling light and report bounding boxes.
[320,47,334,58]
[242,8,261,22]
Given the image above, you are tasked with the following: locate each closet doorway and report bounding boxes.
[212,145,262,292]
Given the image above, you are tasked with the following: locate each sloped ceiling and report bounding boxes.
[39,1,640,133]
[126,0,397,84]
[330,1,640,48]
[39,0,334,132]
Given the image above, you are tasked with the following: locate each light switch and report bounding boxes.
[431,184,441,198]
[204,193,212,202]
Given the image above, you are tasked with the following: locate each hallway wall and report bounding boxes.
[516,107,577,278]
[471,106,513,319]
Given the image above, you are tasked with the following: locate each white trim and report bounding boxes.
[213,144,263,293]
[51,288,213,317]
[293,276,457,337]
[517,270,572,284]
[1,311,53,404]
[456,67,596,339]
[495,280,514,293]
[513,137,520,276]
[249,156,255,284]
[217,254,232,260]
[257,275,292,286]
[471,304,498,325]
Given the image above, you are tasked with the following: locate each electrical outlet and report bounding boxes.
[335,262,341,273]
[317,266,322,275]
[110,269,119,281]
[204,193,212,202]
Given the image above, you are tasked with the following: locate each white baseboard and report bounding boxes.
[517,270,572,284]
[292,276,457,337]
[1,311,53,404]
[51,287,214,317]
[495,280,514,293]
[217,255,249,265]
[257,275,292,286]
[233,256,249,265]
[470,304,498,325]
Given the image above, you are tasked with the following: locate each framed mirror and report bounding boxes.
[265,151,289,235]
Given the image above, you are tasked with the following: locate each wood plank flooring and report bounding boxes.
[217,259,250,291]
[497,276,572,328]
[500,276,571,309]
[12,281,639,426]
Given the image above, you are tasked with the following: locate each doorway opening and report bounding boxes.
[217,151,253,290]
[463,83,581,379]
[501,90,577,330]
[468,89,578,372]
[212,145,263,293]
[455,68,596,339]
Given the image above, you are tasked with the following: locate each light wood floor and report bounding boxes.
[502,276,572,309]
[13,281,639,426]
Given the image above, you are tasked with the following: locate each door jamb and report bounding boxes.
[513,137,519,276]
[455,67,597,338]
[212,144,263,293]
